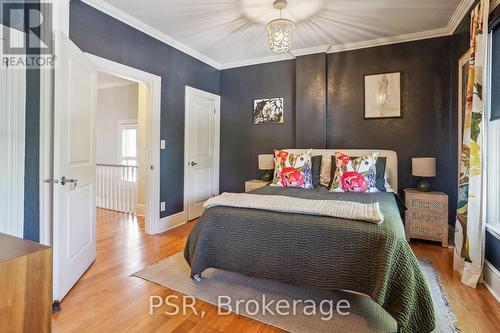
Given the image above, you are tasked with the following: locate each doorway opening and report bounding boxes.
[95,72,146,224]
[84,53,162,237]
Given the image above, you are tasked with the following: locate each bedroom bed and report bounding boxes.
[183,149,435,333]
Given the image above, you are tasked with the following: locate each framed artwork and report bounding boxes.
[457,49,471,185]
[364,72,401,119]
[253,97,284,124]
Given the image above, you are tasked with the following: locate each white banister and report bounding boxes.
[96,164,138,213]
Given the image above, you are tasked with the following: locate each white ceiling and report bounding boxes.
[84,0,472,69]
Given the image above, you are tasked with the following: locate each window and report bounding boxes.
[119,121,138,166]
[486,15,500,236]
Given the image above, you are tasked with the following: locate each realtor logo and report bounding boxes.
[1,1,54,67]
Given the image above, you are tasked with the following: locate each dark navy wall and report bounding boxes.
[220,60,296,193]
[24,0,41,242]
[69,0,219,217]
[0,0,23,29]
[220,37,454,216]
[485,232,500,271]
[327,37,453,220]
[24,66,40,241]
[295,53,327,148]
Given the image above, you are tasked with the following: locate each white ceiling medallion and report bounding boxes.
[267,0,294,54]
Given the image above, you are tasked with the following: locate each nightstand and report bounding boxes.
[245,179,270,192]
[404,188,449,247]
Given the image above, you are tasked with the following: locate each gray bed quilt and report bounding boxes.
[184,186,435,333]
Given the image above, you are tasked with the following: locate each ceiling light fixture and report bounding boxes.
[267,0,294,54]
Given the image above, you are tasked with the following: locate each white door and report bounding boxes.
[53,33,97,301]
[185,87,220,220]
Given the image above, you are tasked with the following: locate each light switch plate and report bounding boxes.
[160,202,166,211]
[160,140,166,149]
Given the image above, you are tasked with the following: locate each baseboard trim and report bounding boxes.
[158,211,187,233]
[483,260,500,303]
[136,204,145,217]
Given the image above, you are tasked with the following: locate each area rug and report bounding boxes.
[133,253,460,333]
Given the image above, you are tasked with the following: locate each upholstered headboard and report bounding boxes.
[285,149,398,190]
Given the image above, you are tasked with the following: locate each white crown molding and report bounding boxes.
[82,0,474,70]
[80,0,222,69]
[222,0,474,68]
[220,44,330,70]
[221,26,451,69]
[221,53,295,70]
[327,27,451,54]
[289,44,331,57]
[446,0,475,33]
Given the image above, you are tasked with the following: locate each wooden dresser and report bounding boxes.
[0,233,52,332]
[404,188,449,247]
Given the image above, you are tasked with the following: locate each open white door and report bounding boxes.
[185,87,220,220]
[53,33,97,301]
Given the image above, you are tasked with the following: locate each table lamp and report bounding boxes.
[258,154,274,181]
[412,157,436,192]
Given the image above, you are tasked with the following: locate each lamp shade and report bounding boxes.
[412,158,436,177]
[267,18,294,54]
[258,154,274,170]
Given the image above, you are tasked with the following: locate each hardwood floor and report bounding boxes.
[52,209,500,333]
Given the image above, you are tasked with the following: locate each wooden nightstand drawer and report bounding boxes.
[408,223,444,239]
[407,211,444,224]
[245,179,270,192]
[406,195,447,214]
[404,188,448,247]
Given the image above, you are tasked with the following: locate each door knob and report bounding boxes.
[60,176,78,186]
[190,161,198,166]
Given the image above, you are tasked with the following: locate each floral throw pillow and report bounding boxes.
[271,149,313,189]
[329,152,379,193]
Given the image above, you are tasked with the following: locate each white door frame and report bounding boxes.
[184,86,220,221]
[39,53,162,237]
[87,54,162,234]
[39,0,70,246]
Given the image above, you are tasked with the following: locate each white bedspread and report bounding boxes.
[203,192,384,224]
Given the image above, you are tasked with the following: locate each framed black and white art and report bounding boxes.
[364,72,401,119]
[253,97,284,124]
